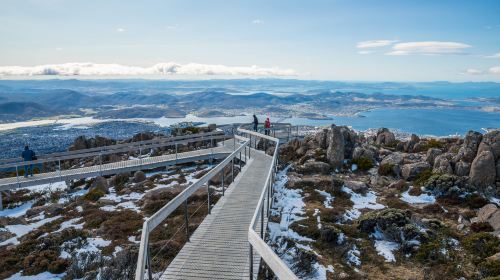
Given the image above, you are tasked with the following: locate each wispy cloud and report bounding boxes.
[166,24,179,30]
[463,66,500,75]
[252,19,262,24]
[116,28,125,32]
[485,53,500,58]
[0,62,297,77]
[386,41,471,55]
[356,40,397,49]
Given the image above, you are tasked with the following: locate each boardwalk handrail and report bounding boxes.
[240,128,300,280]
[0,131,223,169]
[135,135,251,280]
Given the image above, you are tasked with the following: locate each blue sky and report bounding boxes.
[1,0,500,81]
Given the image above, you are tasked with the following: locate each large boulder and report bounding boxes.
[340,126,357,159]
[326,125,345,169]
[352,146,376,162]
[376,128,396,146]
[404,134,420,152]
[481,130,500,160]
[454,161,470,177]
[90,176,109,193]
[476,204,500,232]
[402,162,431,180]
[426,148,443,166]
[345,180,368,193]
[470,150,496,188]
[433,153,454,174]
[295,161,331,175]
[455,131,482,163]
[314,129,329,149]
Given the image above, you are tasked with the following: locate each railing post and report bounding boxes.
[231,159,234,182]
[0,192,3,211]
[185,199,189,241]
[15,165,20,188]
[249,244,254,280]
[207,183,211,214]
[147,244,153,280]
[99,153,103,176]
[261,198,265,238]
[233,135,236,151]
[58,159,62,180]
[175,143,178,164]
[239,152,242,170]
[221,169,225,196]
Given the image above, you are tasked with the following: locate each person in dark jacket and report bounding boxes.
[21,145,35,177]
[253,115,258,131]
[264,117,271,136]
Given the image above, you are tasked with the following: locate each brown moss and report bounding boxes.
[83,188,105,202]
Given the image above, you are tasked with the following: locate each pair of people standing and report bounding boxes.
[252,115,271,136]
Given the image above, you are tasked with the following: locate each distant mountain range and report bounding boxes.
[0,79,498,122]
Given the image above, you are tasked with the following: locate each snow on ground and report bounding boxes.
[400,186,436,204]
[374,240,400,262]
[23,181,68,194]
[56,218,84,232]
[5,271,64,280]
[342,186,385,220]
[315,189,333,208]
[0,201,34,218]
[313,208,322,229]
[271,166,306,231]
[0,215,62,246]
[347,245,361,266]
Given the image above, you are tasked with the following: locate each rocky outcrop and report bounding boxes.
[326,125,345,169]
[426,148,442,166]
[481,130,500,160]
[470,150,496,188]
[404,134,420,152]
[402,162,430,180]
[455,131,482,163]
[352,146,376,162]
[454,161,470,177]
[345,180,368,193]
[476,204,500,232]
[295,161,331,175]
[375,128,395,146]
[69,135,115,151]
[433,153,454,174]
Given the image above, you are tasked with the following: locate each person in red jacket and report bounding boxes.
[264,118,271,136]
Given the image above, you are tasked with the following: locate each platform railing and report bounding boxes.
[134,135,251,280]
[239,128,300,280]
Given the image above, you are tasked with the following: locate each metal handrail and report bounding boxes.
[240,128,299,280]
[0,131,223,169]
[135,136,250,280]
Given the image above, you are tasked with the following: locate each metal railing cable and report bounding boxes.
[238,128,300,280]
[135,136,250,280]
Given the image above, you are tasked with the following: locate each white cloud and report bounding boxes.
[490,66,500,74]
[0,62,297,77]
[386,41,471,55]
[166,24,179,30]
[356,40,397,49]
[116,28,125,32]
[357,50,373,55]
[485,53,500,58]
[252,19,262,24]
[462,66,500,75]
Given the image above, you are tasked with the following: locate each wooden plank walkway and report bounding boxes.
[0,145,233,191]
[160,149,272,280]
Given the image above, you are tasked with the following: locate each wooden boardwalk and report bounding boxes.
[0,145,233,191]
[160,149,272,280]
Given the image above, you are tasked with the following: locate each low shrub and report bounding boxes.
[470,222,494,233]
[478,259,500,278]
[464,193,490,209]
[414,169,432,187]
[83,189,105,202]
[378,163,395,176]
[463,232,500,260]
[352,157,373,171]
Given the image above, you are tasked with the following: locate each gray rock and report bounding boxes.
[477,204,498,222]
[470,150,496,188]
[488,210,500,231]
[26,203,64,217]
[404,134,420,152]
[133,171,147,183]
[326,125,345,169]
[481,130,500,160]
[90,176,109,193]
[456,130,482,163]
[376,128,396,146]
[296,161,331,175]
[454,161,470,177]
[345,180,368,193]
[314,129,329,149]
[402,162,431,180]
[426,148,443,166]
[352,146,375,162]
[381,153,404,166]
[433,153,454,174]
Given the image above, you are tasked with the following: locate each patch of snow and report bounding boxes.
[351,164,358,172]
[113,246,123,256]
[100,205,117,212]
[75,237,111,254]
[0,215,61,246]
[337,233,346,245]
[374,240,399,262]
[315,189,334,208]
[490,196,500,205]
[314,209,322,229]
[400,186,436,204]
[56,218,83,232]
[342,186,385,220]
[128,235,139,244]
[0,201,34,218]
[5,271,64,280]
[23,181,68,194]
[76,206,83,212]
[347,245,361,266]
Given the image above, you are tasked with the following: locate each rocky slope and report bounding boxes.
[271,125,500,279]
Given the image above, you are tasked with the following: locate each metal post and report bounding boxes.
[184,199,189,241]
[239,152,242,169]
[0,192,3,211]
[249,245,254,280]
[267,179,271,215]
[207,183,211,214]
[58,160,62,180]
[147,244,153,280]
[260,199,264,238]
[175,143,178,164]
[15,165,20,187]
[221,169,225,196]
[233,135,236,151]
[231,159,234,182]
[99,153,103,176]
